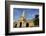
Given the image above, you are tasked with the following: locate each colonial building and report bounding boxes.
[13,11,34,28]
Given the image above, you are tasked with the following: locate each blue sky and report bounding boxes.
[13,8,39,21]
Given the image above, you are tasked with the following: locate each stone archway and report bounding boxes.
[20,22,22,27]
[26,23,29,27]
[13,23,17,28]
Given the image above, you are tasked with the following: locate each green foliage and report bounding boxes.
[33,15,39,26]
[34,18,39,26]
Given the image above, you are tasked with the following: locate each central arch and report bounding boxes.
[26,23,29,27]
[20,22,22,27]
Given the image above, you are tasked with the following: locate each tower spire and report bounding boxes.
[22,10,25,17]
